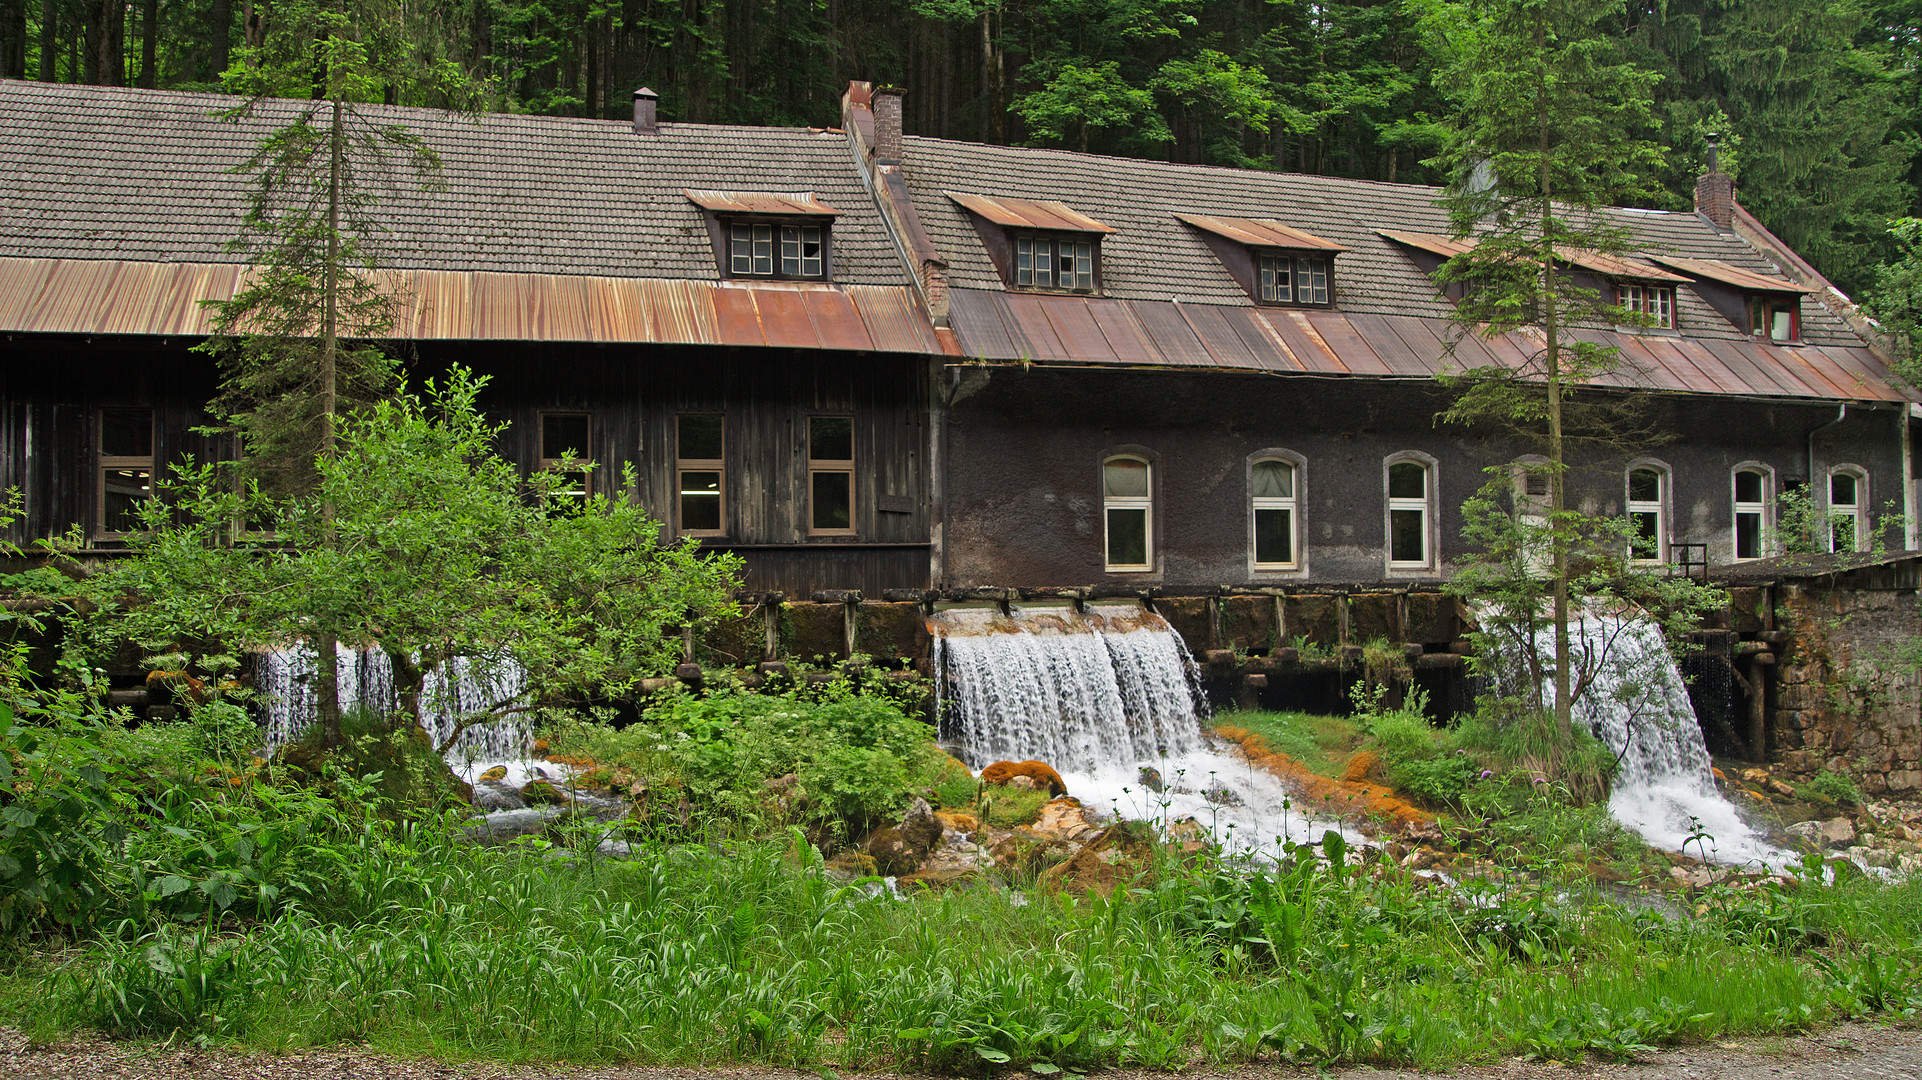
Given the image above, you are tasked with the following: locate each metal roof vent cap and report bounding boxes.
[633,87,660,136]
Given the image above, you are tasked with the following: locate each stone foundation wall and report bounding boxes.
[1771,584,1922,795]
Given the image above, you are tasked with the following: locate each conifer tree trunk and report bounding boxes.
[1535,7,1573,741]
[315,94,345,750]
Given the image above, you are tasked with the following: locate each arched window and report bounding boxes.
[1732,465,1772,561]
[1511,457,1551,577]
[1251,456,1300,570]
[1828,467,1867,553]
[1626,463,1669,564]
[1103,455,1152,571]
[1385,454,1437,570]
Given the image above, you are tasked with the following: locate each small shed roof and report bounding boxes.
[944,192,1115,234]
[1176,214,1347,252]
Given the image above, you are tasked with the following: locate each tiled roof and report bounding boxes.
[0,81,908,286]
[896,134,1869,349]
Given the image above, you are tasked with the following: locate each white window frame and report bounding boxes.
[1016,235,1096,291]
[1384,452,1438,573]
[729,222,827,279]
[1257,253,1330,306]
[1249,452,1304,573]
[1827,465,1868,553]
[1619,282,1675,329]
[1731,463,1773,562]
[1102,454,1153,573]
[1626,460,1671,565]
[1511,455,1551,577]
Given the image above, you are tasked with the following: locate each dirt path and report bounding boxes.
[2,1022,1917,1080]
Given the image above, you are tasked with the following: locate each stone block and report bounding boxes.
[1888,770,1922,792]
[1217,595,1277,654]
[1348,593,1398,644]
[855,602,930,663]
[695,604,768,667]
[1404,592,1458,645]
[781,602,848,662]
[1284,595,1340,648]
[1153,596,1213,652]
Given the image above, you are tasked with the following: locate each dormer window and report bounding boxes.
[1649,255,1810,344]
[947,192,1114,294]
[1016,235,1095,291]
[1181,215,1344,307]
[1619,282,1675,329]
[1750,296,1800,342]
[686,189,840,282]
[1258,254,1330,305]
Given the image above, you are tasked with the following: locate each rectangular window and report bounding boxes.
[677,414,725,535]
[1733,469,1767,560]
[808,415,854,534]
[1294,256,1328,304]
[1256,254,1328,305]
[1829,471,1862,552]
[1258,255,1291,303]
[1015,236,1094,291]
[1628,467,1665,563]
[539,413,591,512]
[1750,297,1799,342]
[1387,461,1429,567]
[780,226,824,278]
[1251,459,1297,568]
[1621,283,1675,329]
[729,224,775,276]
[1103,457,1151,571]
[98,408,153,536]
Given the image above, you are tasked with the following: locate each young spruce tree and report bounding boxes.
[1425,0,1664,742]
[199,0,484,746]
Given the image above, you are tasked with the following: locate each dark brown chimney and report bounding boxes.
[1695,132,1733,230]
[633,87,659,136]
[873,86,903,164]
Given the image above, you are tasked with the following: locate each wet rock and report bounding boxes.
[866,797,943,876]
[981,760,1068,797]
[934,809,980,836]
[472,781,526,812]
[1786,820,1825,844]
[897,865,979,891]
[463,806,563,845]
[991,833,1077,874]
[899,797,941,852]
[1769,779,1797,798]
[1006,775,1037,791]
[520,778,568,805]
[1138,766,1165,793]
[1039,826,1154,898]
[825,850,880,879]
[478,765,508,783]
[1024,797,1103,843]
[1818,816,1858,848]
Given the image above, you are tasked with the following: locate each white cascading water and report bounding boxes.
[1510,610,1787,868]
[254,644,534,782]
[932,602,1353,857]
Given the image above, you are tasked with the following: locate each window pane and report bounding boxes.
[1056,246,1076,287]
[1032,239,1052,287]
[542,414,589,460]
[1734,470,1763,504]
[1103,458,1149,498]
[1629,468,1661,502]
[1107,507,1147,566]
[752,225,773,275]
[1074,243,1092,287]
[101,410,152,457]
[1259,256,1282,302]
[1831,472,1858,507]
[1297,257,1327,304]
[809,416,853,461]
[1390,508,1424,563]
[1255,507,1293,565]
[1017,238,1034,285]
[1736,512,1761,559]
[103,467,150,532]
[1388,462,1425,499]
[781,227,801,276]
[680,471,721,532]
[1252,459,1294,498]
[1631,510,1660,553]
[678,415,724,460]
[812,471,852,531]
[730,225,754,274]
[801,227,822,276]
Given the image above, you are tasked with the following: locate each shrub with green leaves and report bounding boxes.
[1797,770,1861,807]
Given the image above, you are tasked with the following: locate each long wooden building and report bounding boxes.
[2,78,1917,600]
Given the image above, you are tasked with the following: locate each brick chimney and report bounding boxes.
[632,87,659,136]
[1695,133,1734,230]
[873,86,903,164]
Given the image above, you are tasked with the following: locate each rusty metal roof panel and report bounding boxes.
[846,285,947,355]
[1244,311,1309,371]
[1344,312,1433,376]
[1085,299,1160,365]
[1306,310,1391,375]
[1037,299,1116,365]
[1214,307,1297,371]
[946,289,1023,359]
[1175,302,1264,370]
[711,284,769,348]
[1175,214,1347,252]
[741,285,819,350]
[1650,255,1810,293]
[1130,301,1216,366]
[1813,345,1911,401]
[1376,229,1472,259]
[1611,333,1713,394]
[1376,230,1684,282]
[1669,334,1772,396]
[944,192,1116,234]
[1783,343,1884,401]
[1002,294,1076,362]
[1699,338,1807,397]
[1377,316,1454,377]
[682,189,842,216]
[799,288,876,353]
[1267,310,1346,373]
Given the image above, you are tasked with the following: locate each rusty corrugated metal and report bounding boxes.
[944,192,1116,234]
[683,190,842,216]
[1650,255,1810,293]
[0,257,942,355]
[1175,214,1347,252]
[1377,229,1474,259]
[1379,230,1685,282]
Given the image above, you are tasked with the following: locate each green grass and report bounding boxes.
[1212,708,1361,777]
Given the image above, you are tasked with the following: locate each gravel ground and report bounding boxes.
[2,1022,1917,1080]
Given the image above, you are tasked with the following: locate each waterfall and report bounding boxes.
[931,601,1351,856]
[254,643,533,778]
[1515,610,1785,868]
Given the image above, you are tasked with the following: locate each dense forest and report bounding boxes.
[1,0,1919,298]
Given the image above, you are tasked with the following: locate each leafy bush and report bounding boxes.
[1798,770,1862,807]
[1450,698,1615,804]
[1389,755,1478,807]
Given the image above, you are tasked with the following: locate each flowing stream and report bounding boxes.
[932,602,1352,857]
[1517,610,1788,868]
[254,644,534,783]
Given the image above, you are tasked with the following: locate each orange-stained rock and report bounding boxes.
[981,759,1068,797]
[1343,750,1382,783]
[1214,725,1433,833]
[935,810,981,834]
